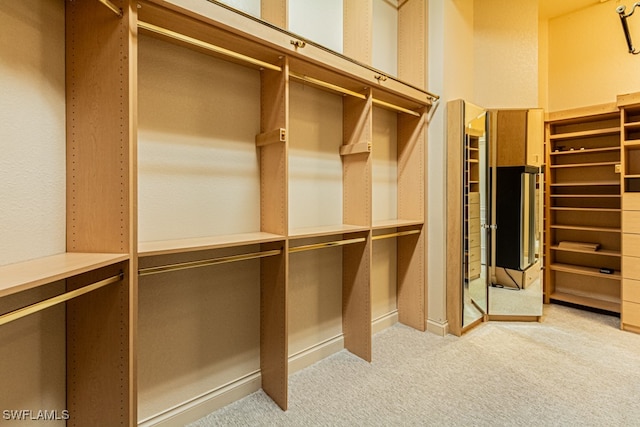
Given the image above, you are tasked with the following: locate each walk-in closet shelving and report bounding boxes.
[618,93,640,333]
[544,104,622,313]
[2,0,436,424]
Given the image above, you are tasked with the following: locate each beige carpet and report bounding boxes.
[190,304,640,426]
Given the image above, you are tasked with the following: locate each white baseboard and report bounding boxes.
[427,319,449,336]
[139,311,400,426]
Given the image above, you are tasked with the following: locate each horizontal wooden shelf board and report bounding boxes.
[138,232,285,257]
[546,103,619,122]
[550,224,621,233]
[288,224,369,239]
[549,126,620,141]
[550,161,619,169]
[550,181,620,187]
[549,146,620,155]
[550,194,620,198]
[550,292,621,313]
[372,219,424,230]
[550,263,621,279]
[624,174,640,178]
[623,121,640,129]
[0,253,129,298]
[550,207,620,212]
[550,245,621,257]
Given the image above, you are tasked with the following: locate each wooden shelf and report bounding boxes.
[550,245,621,257]
[550,161,618,169]
[550,224,621,233]
[549,126,620,141]
[549,146,619,155]
[550,180,620,187]
[549,263,621,279]
[138,232,285,257]
[0,252,129,298]
[623,121,640,130]
[550,194,620,198]
[288,224,370,239]
[550,207,620,212]
[372,219,423,230]
[549,292,620,313]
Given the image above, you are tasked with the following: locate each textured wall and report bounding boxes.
[548,1,640,111]
[0,0,66,265]
[474,0,539,108]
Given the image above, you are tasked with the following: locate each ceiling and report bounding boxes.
[539,0,612,19]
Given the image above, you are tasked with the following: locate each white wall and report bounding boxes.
[288,0,343,53]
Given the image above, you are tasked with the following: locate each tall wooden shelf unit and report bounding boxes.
[0,0,435,425]
[618,93,640,333]
[544,104,622,313]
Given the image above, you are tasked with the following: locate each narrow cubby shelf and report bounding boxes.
[550,194,620,198]
[550,180,620,187]
[0,252,129,299]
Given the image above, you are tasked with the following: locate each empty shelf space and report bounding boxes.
[138,232,285,257]
[549,263,621,279]
[550,161,619,169]
[549,126,620,141]
[0,252,129,298]
[550,245,621,257]
[550,224,621,233]
[550,292,620,313]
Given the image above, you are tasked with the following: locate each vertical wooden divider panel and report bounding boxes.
[259,59,288,409]
[397,111,427,331]
[343,0,372,64]
[342,92,372,361]
[66,0,136,424]
[446,100,464,336]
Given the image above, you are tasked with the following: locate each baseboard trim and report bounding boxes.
[426,319,449,336]
[138,370,261,427]
[139,311,400,426]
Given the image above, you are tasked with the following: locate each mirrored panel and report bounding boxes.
[463,103,488,328]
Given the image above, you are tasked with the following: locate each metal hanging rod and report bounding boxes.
[289,237,366,253]
[97,0,123,17]
[0,273,123,327]
[138,249,282,277]
[138,21,282,71]
[290,71,423,116]
[617,3,640,54]
[372,229,421,241]
[372,98,421,117]
[289,72,367,100]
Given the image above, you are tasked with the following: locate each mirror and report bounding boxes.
[447,101,543,335]
[463,102,488,328]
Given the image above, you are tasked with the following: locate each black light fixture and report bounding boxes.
[617,2,640,54]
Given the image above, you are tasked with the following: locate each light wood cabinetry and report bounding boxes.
[544,104,622,314]
[0,0,434,424]
[618,93,640,333]
[496,109,544,167]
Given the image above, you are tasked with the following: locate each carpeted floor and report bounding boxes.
[189,304,640,426]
